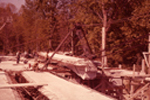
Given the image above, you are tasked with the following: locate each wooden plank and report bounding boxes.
[0,71,21,100]
[0,83,48,89]
[129,83,150,100]
[0,72,5,74]
[22,71,116,100]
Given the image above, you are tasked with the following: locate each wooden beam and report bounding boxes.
[39,52,98,80]
[102,27,107,67]
[0,83,48,89]
[129,83,150,100]
[42,30,73,70]
[0,72,5,74]
[148,32,150,74]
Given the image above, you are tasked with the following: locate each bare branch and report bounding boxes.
[95,11,103,20]
[0,22,6,30]
[111,13,150,24]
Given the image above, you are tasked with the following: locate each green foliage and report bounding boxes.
[0,0,149,68]
[68,0,149,67]
[11,0,64,52]
[0,3,17,54]
[131,0,150,29]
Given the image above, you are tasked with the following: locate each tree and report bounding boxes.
[68,0,148,67]
[0,3,16,54]
[131,0,150,30]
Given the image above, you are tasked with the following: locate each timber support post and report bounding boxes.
[42,30,73,70]
[101,1,108,68]
[148,32,150,74]
[102,27,107,67]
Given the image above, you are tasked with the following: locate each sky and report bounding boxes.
[0,0,25,9]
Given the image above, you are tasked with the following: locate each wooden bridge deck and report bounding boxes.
[0,71,21,100]
[22,71,115,100]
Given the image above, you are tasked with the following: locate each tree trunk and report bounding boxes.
[101,3,108,67]
[16,34,20,51]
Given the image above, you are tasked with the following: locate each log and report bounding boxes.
[39,52,99,80]
[0,83,48,89]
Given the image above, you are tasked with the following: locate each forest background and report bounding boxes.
[0,0,149,67]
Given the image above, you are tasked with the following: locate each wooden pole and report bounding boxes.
[148,32,150,74]
[102,27,107,67]
[133,64,135,78]
[130,82,134,100]
[140,59,146,75]
[42,30,73,70]
[75,24,93,57]
[0,83,47,89]
[101,2,107,67]
[71,31,74,55]
[129,64,136,100]
[118,64,122,69]
[48,31,72,61]
[129,83,150,100]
